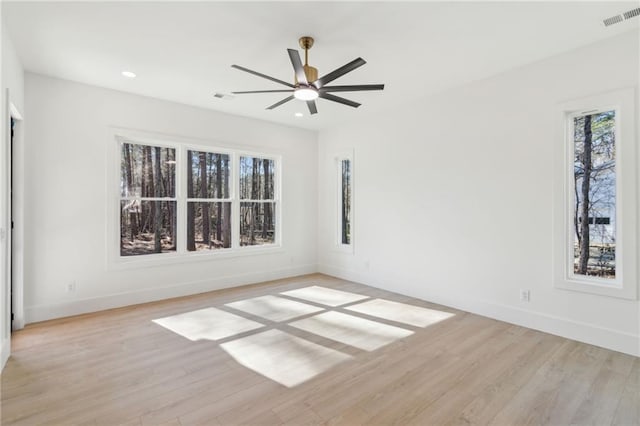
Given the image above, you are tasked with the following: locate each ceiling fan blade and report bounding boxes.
[307,100,318,115]
[266,95,295,110]
[313,58,366,88]
[232,90,294,94]
[319,93,361,108]
[231,65,295,88]
[287,49,308,86]
[320,84,384,92]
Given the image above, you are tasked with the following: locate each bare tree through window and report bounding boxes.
[117,138,280,257]
[341,159,351,245]
[573,110,616,278]
[186,151,232,251]
[120,142,176,256]
[239,156,276,246]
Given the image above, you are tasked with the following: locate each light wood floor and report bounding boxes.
[1,274,638,425]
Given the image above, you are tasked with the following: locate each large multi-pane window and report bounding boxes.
[116,137,279,258]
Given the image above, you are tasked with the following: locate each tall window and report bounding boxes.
[340,159,352,245]
[571,110,616,279]
[554,89,637,300]
[115,135,280,261]
[120,142,176,256]
[187,150,232,251]
[336,154,353,250]
[239,156,276,246]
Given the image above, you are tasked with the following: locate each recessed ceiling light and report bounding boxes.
[121,71,137,79]
[294,112,303,117]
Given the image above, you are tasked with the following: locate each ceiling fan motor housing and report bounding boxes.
[297,65,318,85]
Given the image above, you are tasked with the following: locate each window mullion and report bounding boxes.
[176,146,187,254]
[232,153,240,249]
[187,198,232,202]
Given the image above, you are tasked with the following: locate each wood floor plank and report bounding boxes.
[488,341,610,425]
[1,273,637,426]
[453,331,566,425]
[354,321,517,424]
[570,351,636,426]
[612,358,640,426]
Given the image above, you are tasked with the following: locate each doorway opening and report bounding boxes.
[10,117,14,328]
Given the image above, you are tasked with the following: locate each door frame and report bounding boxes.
[1,89,24,370]
[9,99,24,331]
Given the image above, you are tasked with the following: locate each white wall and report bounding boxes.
[23,73,317,323]
[1,13,25,370]
[1,2,6,371]
[318,31,640,356]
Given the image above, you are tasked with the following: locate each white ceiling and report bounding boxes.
[4,1,639,131]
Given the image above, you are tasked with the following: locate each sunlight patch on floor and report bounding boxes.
[346,299,455,327]
[151,286,455,388]
[289,311,413,351]
[225,295,324,322]
[152,307,264,341]
[281,286,369,307]
[220,329,352,387]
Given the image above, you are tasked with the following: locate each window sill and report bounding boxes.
[333,244,354,255]
[555,276,635,300]
[108,245,284,270]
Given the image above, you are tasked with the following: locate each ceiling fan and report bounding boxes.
[231,36,384,115]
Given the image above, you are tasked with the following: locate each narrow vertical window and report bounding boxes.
[120,142,176,256]
[336,154,353,250]
[555,88,637,299]
[239,156,276,246]
[572,110,616,280]
[341,159,352,245]
[187,150,232,251]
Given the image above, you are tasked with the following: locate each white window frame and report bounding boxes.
[107,128,282,269]
[236,152,281,251]
[553,88,637,299]
[335,151,354,253]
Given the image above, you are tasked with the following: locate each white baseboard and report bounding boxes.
[477,299,639,356]
[318,264,639,357]
[22,261,639,357]
[25,264,317,324]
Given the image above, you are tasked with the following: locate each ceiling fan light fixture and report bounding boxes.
[294,86,319,101]
[231,36,384,115]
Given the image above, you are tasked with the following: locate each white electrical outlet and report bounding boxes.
[66,281,77,293]
[520,289,530,302]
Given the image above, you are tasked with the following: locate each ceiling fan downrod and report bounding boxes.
[298,36,318,84]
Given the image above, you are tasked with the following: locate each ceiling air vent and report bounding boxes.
[213,92,234,100]
[603,14,624,26]
[623,7,640,20]
[604,7,640,26]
